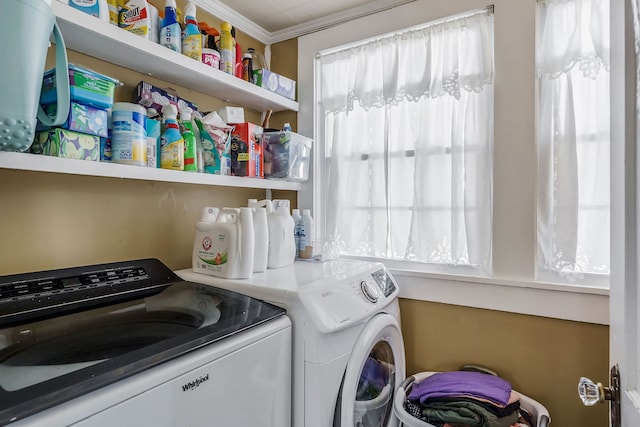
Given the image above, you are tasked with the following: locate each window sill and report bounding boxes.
[390,269,609,325]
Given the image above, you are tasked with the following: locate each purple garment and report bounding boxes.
[407,371,512,407]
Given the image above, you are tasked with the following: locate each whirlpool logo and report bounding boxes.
[181,373,210,392]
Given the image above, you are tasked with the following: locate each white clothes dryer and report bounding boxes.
[177,259,406,427]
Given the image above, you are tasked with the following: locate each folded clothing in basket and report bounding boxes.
[407,371,513,407]
[405,371,532,427]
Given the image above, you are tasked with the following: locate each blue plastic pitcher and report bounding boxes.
[0,0,70,152]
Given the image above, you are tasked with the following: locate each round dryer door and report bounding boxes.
[335,313,406,427]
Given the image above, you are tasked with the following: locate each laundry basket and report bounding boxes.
[393,372,551,427]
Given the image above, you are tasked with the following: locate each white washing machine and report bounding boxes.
[0,259,292,426]
[177,259,406,427]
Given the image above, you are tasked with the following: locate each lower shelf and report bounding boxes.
[0,152,302,191]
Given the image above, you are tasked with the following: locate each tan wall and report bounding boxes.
[400,299,609,427]
[1,16,293,275]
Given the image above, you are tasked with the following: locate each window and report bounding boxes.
[536,0,610,286]
[315,8,495,275]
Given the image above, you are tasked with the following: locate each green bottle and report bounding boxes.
[180,107,197,172]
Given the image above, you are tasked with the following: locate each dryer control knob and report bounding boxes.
[360,280,380,303]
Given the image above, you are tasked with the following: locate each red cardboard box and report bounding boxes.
[230,123,264,177]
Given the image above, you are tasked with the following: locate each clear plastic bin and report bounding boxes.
[393,371,551,427]
[262,130,312,181]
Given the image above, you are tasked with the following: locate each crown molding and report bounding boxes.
[195,0,272,45]
[268,0,417,44]
[196,0,417,46]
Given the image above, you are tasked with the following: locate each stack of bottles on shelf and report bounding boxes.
[62,0,296,99]
[193,199,306,280]
[103,1,267,82]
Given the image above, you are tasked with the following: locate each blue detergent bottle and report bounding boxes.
[160,0,181,53]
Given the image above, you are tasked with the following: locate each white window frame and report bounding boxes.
[296,0,609,325]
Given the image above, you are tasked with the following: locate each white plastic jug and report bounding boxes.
[258,199,296,269]
[192,207,254,279]
[0,0,70,152]
[248,199,268,273]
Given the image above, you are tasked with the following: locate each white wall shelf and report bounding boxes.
[12,4,302,191]
[53,2,299,113]
[0,152,302,191]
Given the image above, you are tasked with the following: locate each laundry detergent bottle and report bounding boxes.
[248,199,269,273]
[192,207,254,279]
[265,199,296,269]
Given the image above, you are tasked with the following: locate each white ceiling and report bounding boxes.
[197,0,416,44]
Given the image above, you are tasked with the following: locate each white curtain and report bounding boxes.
[536,0,610,283]
[317,9,494,273]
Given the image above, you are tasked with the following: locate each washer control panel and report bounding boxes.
[299,265,400,333]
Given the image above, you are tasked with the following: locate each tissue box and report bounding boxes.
[33,129,100,161]
[262,131,312,181]
[230,123,263,177]
[218,106,245,124]
[133,81,198,114]
[41,102,109,137]
[40,64,120,109]
[252,69,296,100]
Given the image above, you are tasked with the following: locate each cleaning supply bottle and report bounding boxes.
[242,51,253,82]
[232,26,243,79]
[248,199,269,273]
[192,207,254,279]
[219,22,234,75]
[160,0,181,53]
[147,2,159,43]
[191,111,205,173]
[292,208,301,257]
[179,107,197,172]
[298,209,314,259]
[70,0,110,22]
[266,199,296,269]
[181,1,201,61]
[160,104,184,170]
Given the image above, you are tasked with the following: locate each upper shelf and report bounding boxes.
[0,152,302,191]
[52,2,299,113]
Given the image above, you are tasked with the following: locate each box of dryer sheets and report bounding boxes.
[133,81,198,114]
[252,69,296,100]
[40,101,109,138]
[33,129,100,161]
[230,123,263,177]
[40,64,120,109]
